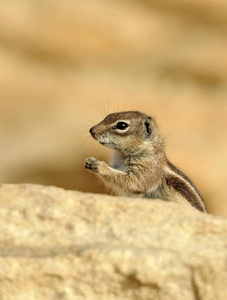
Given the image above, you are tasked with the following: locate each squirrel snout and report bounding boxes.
[89,127,96,137]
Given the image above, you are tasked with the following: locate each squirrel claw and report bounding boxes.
[85,157,102,173]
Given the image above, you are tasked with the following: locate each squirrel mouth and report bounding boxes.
[99,141,115,148]
[98,137,110,145]
[100,142,111,146]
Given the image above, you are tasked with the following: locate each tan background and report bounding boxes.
[0,0,226,216]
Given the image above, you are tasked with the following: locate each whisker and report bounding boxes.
[81,135,91,146]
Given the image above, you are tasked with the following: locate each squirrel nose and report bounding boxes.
[89,127,96,137]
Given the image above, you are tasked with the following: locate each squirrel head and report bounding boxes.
[89,111,163,155]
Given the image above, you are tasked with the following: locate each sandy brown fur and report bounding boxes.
[85,111,208,213]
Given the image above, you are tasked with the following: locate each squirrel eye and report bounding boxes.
[115,122,129,130]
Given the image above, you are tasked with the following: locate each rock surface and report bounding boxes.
[0,184,226,299]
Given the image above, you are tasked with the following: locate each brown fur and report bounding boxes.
[85,111,208,213]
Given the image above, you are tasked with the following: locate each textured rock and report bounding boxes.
[0,184,226,299]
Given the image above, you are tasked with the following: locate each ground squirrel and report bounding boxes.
[85,111,208,213]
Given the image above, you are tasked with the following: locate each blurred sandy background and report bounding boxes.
[0,0,226,216]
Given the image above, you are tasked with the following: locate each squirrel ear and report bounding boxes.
[145,116,152,135]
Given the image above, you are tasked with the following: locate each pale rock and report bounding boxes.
[0,184,226,299]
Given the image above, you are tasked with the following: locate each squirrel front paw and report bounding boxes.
[85,157,105,173]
